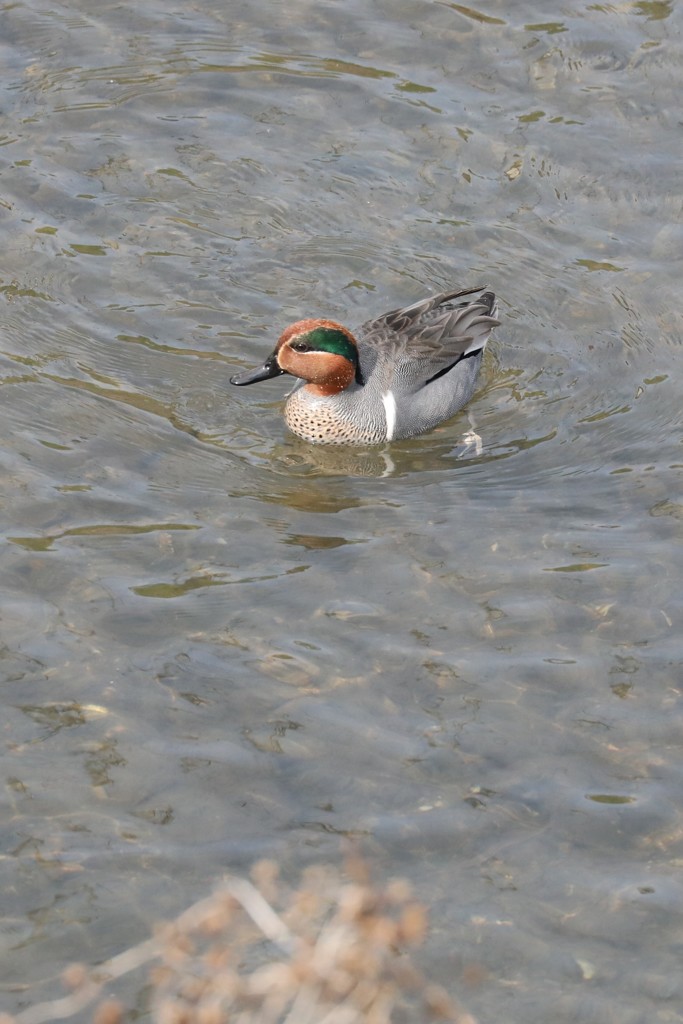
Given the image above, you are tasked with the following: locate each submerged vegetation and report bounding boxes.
[5,856,477,1024]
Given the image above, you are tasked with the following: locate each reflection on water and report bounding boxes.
[1,0,683,1021]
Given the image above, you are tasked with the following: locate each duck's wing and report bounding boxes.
[360,287,499,383]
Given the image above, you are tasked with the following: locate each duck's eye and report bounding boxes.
[290,340,313,353]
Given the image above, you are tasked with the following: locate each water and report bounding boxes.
[1,1,682,1021]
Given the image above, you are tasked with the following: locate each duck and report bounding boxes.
[230,285,499,445]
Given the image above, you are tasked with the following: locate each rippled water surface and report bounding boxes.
[2,1,682,1021]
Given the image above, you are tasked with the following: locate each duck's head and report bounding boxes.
[230,319,363,397]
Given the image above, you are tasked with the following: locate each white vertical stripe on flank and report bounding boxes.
[382,390,397,441]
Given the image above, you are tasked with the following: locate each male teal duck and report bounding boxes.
[230,285,499,445]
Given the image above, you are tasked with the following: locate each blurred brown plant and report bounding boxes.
[5,855,477,1024]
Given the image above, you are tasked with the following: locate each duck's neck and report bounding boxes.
[300,353,357,397]
[304,379,350,398]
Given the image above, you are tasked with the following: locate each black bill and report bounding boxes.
[230,352,285,386]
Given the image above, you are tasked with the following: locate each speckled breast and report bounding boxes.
[284,390,386,446]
